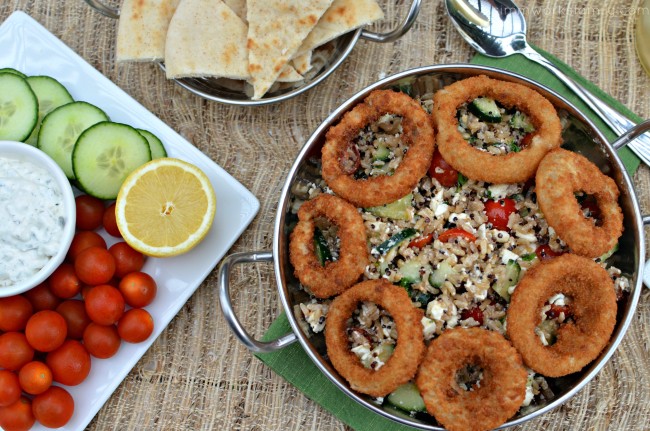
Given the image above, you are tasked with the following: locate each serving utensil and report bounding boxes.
[445,0,650,166]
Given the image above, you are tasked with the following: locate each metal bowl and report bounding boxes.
[219,64,647,429]
[84,0,421,106]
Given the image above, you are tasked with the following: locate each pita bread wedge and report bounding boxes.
[247,0,334,99]
[295,0,384,57]
[116,0,181,62]
[223,0,247,22]
[292,51,313,75]
[165,0,249,79]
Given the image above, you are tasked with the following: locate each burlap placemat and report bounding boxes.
[0,1,648,430]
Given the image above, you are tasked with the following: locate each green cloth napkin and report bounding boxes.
[255,50,644,431]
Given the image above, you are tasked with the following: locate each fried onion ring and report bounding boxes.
[536,148,623,258]
[433,75,562,183]
[324,279,425,397]
[415,327,527,431]
[506,253,617,377]
[321,89,435,207]
[289,194,369,298]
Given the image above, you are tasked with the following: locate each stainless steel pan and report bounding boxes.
[219,64,648,429]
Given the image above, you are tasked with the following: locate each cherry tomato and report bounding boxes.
[74,246,116,285]
[339,144,361,175]
[546,304,572,320]
[118,272,157,308]
[0,370,21,407]
[580,194,601,223]
[118,308,154,343]
[407,233,434,249]
[0,295,33,332]
[48,263,82,298]
[83,323,121,359]
[0,333,34,371]
[75,194,105,230]
[46,340,91,386]
[484,198,517,231]
[460,306,484,326]
[438,227,477,243]
[32,386,74,429]
[25,310,67,352]
[18,361,52,395]
[109,242,145,278]
[67,230,107,262]
[535,244,562,261]
[56,300,92,340]
[22,282,61,311]
[84,284,125,325]
[0,396,35,431]
[428,150,459,187]
[103,202,122,237]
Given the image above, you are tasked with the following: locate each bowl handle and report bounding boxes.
[218,251,298,353]
[360,0,422,43]
[83,0,119,18]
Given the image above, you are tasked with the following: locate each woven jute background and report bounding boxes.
[1,0,649,430]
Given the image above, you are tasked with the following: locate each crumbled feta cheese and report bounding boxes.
[501,249,520,264]
[487,184,509,200]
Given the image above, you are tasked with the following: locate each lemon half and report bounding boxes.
[115,158,216,257]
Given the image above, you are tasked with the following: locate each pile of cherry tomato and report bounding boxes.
[0,194,158,431]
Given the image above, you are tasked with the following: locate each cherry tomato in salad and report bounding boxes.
[46,340,91,386]
[74,246,116,285]
[103,202,122,237]
[18,361,52,395]
[0,396,35,431]
[56,300,92,340]
[117,308,154,343]
[0,370,21,407]
[484,198,517,231]
[546,304,572,320]
[535,244,562,261]
[75,194,105,230]
[84,284,125,325]
[0,295,33,332]
[32,386,74,429]
[48,263,81,299]
[22,282,61,312]
[83,323,121,359]
[67,230,107,262]
[109,242,145,278]
[0,332,34,371]
[428,150,459,187]
[460,306,484,326]
[580,195,601,223]
[408,233,434,249]
[438,227,477,243]
[118,271,157,308]
[25,310,67,352]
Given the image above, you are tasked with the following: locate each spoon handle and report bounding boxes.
[520,46,650,166]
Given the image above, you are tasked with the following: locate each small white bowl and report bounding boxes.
[0,140,76,297]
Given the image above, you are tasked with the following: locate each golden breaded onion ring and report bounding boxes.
[322,89,435,208]
[415,327,527,431]
[506,254,617,377]
[433,75,562,183]
[289,194,369,298]
[325,279,425,397]
[536,148,623,258]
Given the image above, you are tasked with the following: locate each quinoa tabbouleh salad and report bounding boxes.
[288,78,630,425]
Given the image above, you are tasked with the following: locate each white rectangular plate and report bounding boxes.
[0,11,260,430]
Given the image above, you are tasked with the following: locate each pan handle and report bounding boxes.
[360,0,421,43]
[83,0,119,19]
[218,251,297,354]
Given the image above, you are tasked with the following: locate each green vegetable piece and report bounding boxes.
[469,97,502,123]
[376,228,417,255]
[386,382,426,413]
[313,227,332,266]
[366,194,413,221]
[492,259,521,301]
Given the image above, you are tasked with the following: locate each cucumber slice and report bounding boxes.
[24,75,74,146]
[366,194,413,221]
[313,227,332,266]
[376,228,417,255]
[469,97,502,123]
[137,128,167,159]
[493,259,521,301]
[598,243,619,262]
[509,111,535,132]
[428,261,455,288]
[0,73,38,142]
[38,101,109,179]
[73,122,152,199]
[0,68,27,78]
[373,143,391,162]
[399,257,432,284]
[386,382,426,413]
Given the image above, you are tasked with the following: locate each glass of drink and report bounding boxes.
[636,0,650,75]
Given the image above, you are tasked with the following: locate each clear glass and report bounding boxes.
[636,0,650,75]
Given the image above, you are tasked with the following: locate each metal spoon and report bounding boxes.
[446,0,650,166]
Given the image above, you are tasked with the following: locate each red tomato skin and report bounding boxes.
[48,263,81,299]
[535,244,562,261]
[84,284,125,325]
[117,308,154,343]
[45,340,91,386]
[74,246,116,285]
[56,300,92,340]
[0,396,35,431]
[75,194,105,230]
[0,370,21,407]
[484,198,517,231]
[408,233,434,249]
[25,310,68,352]
[22,283,61,311]
[103,202,122,237]
[83,323,121,359]
[67,230,107,263]
[460,306,485,325]
[0,296,33,332]
[0,333,34,371]
[428,150,459,187]
[18,361,52,395]
[438,227,477,243]
[118,272,157,308]
[32,386,75,428]
[109,242,145,278]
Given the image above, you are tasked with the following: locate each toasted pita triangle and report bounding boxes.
[116,0,181,62]
[247,0,333,99]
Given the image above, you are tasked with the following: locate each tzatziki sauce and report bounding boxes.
[0,155,66,287]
